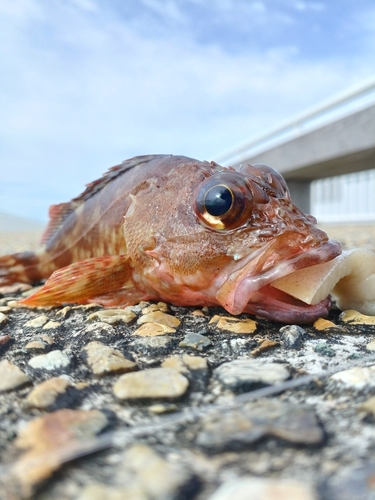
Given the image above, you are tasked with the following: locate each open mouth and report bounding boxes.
[216,238,342,324]
[244,284,332,324]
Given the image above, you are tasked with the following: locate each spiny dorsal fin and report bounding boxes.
[40,154,170,246]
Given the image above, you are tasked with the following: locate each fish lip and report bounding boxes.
[216,238,342,320]
[244,287,332,324]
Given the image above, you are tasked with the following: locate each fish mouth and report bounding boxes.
[242,285,333,324]
[216,237,342,324]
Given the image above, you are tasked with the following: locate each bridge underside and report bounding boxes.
[234,104,375,213]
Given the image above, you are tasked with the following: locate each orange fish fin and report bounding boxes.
[19,255,137,307]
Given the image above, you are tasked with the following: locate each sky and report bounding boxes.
[1,0,375,222]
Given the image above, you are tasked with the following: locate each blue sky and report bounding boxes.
[1,0,375,221]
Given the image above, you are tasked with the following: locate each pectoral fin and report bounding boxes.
[19,255,137,307]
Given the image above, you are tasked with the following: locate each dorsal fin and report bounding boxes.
[40,154,170,246]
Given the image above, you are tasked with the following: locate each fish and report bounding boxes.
[0,154,344,324]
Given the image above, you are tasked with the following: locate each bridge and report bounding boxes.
[216,78,375,215]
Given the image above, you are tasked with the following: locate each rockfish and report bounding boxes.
[0,154,344,324]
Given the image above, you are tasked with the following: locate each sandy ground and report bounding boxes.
[0,223,374,256]
[0,230,43,254]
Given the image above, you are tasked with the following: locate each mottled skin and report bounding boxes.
[0,155,341,323]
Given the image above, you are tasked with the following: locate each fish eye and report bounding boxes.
[204,185,233,216]
[194,172,253,232]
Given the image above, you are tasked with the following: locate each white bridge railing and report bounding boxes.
[312,170,375,223]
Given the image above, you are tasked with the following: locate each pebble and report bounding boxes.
[161,355,188,373]
[340,310,375,325]
[196,399,324,451]
[0,359,30,392]
[0,334,11,346]
[137,311,181,328]
[78,443,192,499]
[24,314,49,328]
[366,339,375,351]
[314,342,336,357]
[148,403,178,414]
[208,477,318,500]
[113,367,189,400]
[280,324,305,349]
[43,320,61,329]
[25,335,55,350]
[87,309,136,324]
[25,340,47,350]
[26,377,71,408]
[0,311,7,326]
[83,341,137,376]
[73,303,100,310]
[133,336,172,350]
[179,332,212,351]
[56,306,71,317]
[209,315,257,334]
[251,339,279,356]
[313,318,338,330]
[358,396,375,417]
[116,444,192,497]
[192,309,205,317]
[81,322,117,338]
[182,354,208,371]
[6,300,19,307]
[141,302,169,314]
[331,366,375,390]
[77,483,144,500]
[214,359,289,391]
[13,409,108,496]
[0,306,11,313]
[129,301,151,313]
[161,354,207,373]
[133,322,176,336]
[40,334,54,344]
[28,349,72,371]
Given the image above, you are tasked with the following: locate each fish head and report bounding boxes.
[124,158,341,323]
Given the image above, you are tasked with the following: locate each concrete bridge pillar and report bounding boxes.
[286,180,311,215]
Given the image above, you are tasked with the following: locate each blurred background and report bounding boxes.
[1,0,375,250]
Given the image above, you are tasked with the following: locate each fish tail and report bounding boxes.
[0,251,51,286]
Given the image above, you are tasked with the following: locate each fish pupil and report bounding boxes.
[205,185,233,216]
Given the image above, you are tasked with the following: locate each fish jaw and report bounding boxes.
[243,287,332,324]
[216,237,342,323]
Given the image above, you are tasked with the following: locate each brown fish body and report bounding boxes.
[0,154,341,323]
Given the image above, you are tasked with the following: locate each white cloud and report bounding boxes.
[0,0,374,220]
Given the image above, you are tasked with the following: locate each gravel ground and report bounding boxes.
[1,224,375,500]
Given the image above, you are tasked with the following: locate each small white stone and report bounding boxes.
[24,315,49,328]
[113,367,189,400]
[0,360,30,392]
[208,477,318,500]
[43,321,61,329]
[28,350,71,370]
[214,359,289,390]
[0,312,7,325]
[331,365,375,390]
